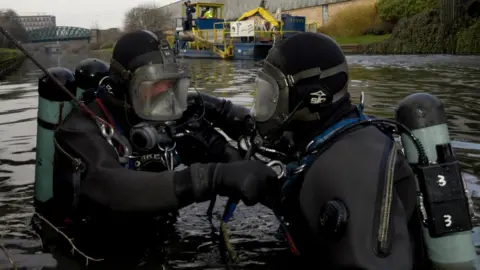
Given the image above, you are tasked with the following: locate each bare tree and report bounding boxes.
[123,3,173,33]
[260,0,267,9]
[0,9,28,48]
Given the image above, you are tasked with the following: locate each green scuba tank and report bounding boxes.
[35,67,77,203]
[74,58,109,102]
[395,93,476,270]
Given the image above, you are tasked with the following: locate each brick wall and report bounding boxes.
[285,0,376,27]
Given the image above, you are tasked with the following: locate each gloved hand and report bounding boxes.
[187,92,251,141]
[213,160,279,206]
[176,160,279,207]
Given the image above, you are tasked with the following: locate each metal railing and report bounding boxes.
[187,29,233,59]
[172,20,316,59]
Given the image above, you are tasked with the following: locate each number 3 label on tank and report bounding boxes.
[443,214,452,227]
[437,174,446,187]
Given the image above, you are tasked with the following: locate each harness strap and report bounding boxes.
[95,98,133,169]
[282,107,368,195]
[71,169,82,207]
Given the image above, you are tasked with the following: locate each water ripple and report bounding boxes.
[0,53,479,269]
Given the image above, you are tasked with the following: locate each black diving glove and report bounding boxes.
[174,161,279,207]
[187,92,251,141]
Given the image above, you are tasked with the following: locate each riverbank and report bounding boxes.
[364,11,480,55]
[93,34,390,55]
[360,0,480,55]
[0,49,26,78]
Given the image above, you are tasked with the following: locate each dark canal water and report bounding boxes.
[1,51,480,269]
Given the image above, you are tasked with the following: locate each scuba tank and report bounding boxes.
[35,67,77,204]
[74,58,109,103]
[35,59,110,204]
[395,93,476,269]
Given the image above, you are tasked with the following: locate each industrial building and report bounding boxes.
[14,15,56,31]
[160,0,375,28]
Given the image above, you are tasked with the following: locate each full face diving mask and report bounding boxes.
[250,56,349,140]
[128,63,190,122]
[109,36,191,122]
[109,43,190,152]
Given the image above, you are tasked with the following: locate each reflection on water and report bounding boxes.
[1,52,480,269]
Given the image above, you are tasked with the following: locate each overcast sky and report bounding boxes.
[1,0,178,29]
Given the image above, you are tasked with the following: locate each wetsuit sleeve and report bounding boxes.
[297,126,415,269]
[187,91,251,141]
[54,111,182,214]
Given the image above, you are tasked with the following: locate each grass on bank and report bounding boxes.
[94,48,114,53]
[333,34,391,45]
[0,48,20,62]
[95,32,391,54]
[319,1,379,37]
[318,1,391,46]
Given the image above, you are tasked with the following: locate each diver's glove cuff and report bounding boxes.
[174,163,217,206]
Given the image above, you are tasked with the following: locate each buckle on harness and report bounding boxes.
[286,75,295,86]
[267,160,287,179]
[95,117,133,165]
[158,142,177,171]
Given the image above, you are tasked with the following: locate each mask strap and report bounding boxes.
[285,61,348,87]
[110,59,131,82]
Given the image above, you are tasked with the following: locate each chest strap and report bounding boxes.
[282,107,369,196]
[95,98,133,169]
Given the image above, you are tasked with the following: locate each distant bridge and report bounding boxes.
[26,26,91,43]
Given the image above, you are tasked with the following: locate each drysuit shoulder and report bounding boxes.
[297,125,415,269]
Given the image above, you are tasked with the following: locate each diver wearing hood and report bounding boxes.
[250,33,422,269]
[50,30,278,256]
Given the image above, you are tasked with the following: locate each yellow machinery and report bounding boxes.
[181,2,224,20]
[172,2,310,60]
[236,7,280,29]
[182,2,233,59]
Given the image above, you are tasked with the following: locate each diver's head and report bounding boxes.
[109,30,190,122]
[75,58,109,91]
[38,67,77,99]
[251,32,350,140]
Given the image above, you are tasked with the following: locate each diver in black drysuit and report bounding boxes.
[248,32,426,269]
[45,30,278,259]
[184,0,196,31]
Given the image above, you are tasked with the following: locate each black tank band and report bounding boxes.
[37,118,59,130]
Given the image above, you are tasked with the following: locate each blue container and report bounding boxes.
[196,18,224,30]
[281,14,306,32]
